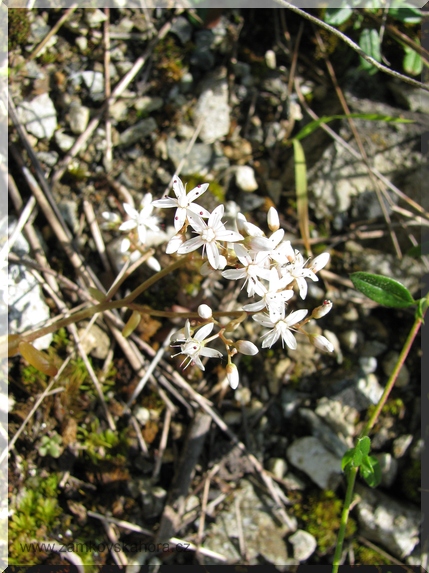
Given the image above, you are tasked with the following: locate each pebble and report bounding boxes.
[54,129,75,152]
[58,200,80,234]
[356,373,383,406]
[288,529,317,562]
[267,457,288,479]
[84,9,107,27]
[235,165,258,192]
[81,71,105,101]
[392,434,413,458]
[134,96,163,114]
[37,151,59,167]
[167,138,213,176]
[170,16,193,44]
[299,408,351,458]
[361,339,388,357]
[265,50,277,70]
[17,93,57,140]
[68,102,90,135]
[375,452,398,487]
[266,179,282,204]
[117,118,157,147]
[77,322,110,360]
[359,356,377,375]
[75,36,88,52]
[340,329,360,351]
[286,436,343,490]
[315,397,358,437]
[29,15,50,43]
[134,406,150,426]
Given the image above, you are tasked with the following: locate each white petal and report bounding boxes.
[222,269,247,280]
[152,198,178,208]
[209,204,224,229]
[119,220,137,232]
[200,347,223,359]
[282,328,297,349]
[310,252,330,273]
[187,203,211,218]
[297,277,308,299]
[261,329,280,348]
[216,230,244,243]
[253,313,275,328]
[172,177,186,199]
[206,242,220,269]
[178,236,204,254]
[187,213,206,232]
[123,203,138,219]
[174,207,187,231]
[146,256,161,272]
[194,322,214,342]
[243,300,266,312]
[285,309,308,326]
[137,225,147,244]
[166,233,184,254]
[187,183,209,203]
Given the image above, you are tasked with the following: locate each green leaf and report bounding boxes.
[353,448,363,466]
[293,113,413,142]
[416,296,429,322]
[403,43,423,76]
[388,7,422,23]
[341,448,355,471]
[359,28,381,72]
[358,436,371,456]
[350,272,416,308]
[324,7,353,25]
[293,139,311,256]
[360,456,382,487]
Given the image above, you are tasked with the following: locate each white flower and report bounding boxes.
[253,308,308,349]
[312,334,334,353]
[172,320,222,371]
[243,267,294,319]
[152,177,211,231]
[222,244,270,297]
[198,304,213,319]
[267,207,280,232]
[119,193,160,245]
[178,204,243,270]
[101,211,121,229]
[236,340,259,355]
[311,300,333,319]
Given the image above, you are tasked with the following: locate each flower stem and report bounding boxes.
[332,310,424,573]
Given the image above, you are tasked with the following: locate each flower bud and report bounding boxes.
[147,256,161,272]
[267,207,280,232]
[226,363,239,390]
[309,252,330,273]
[122,311,141,338]
[198,304,213,319]
[236,340,259,355]
[312,334,334,353]
[166,233,184,254]
[311,300,332,319]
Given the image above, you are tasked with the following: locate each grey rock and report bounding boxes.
[356,373,384,406]
[84,8,107,27]
[354,483,420,558]
[359,356,377,375]
[265,122,285,148]
[75,36,88,52]
[170,16,193,44]
[37,151,59,167]
[315,397,358,437]
[68,102,90,135]
[8,221,52,350]
[17,93,57,140]
[361,340,388,357]
[281,388,306,418]
[286,436,343,490]
[29,15,50,43]
[58,200,79,234]
[81,71,105,102]
[203,478,291,564]
[118,118,157,147]
[167,137,213,176]
[299,408,351,458]
[289,529,317,562]
[389,80,429,113]
[194,77,230,143]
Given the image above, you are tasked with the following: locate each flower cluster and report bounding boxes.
[150,177,334,388]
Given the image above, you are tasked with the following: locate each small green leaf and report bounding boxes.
[324,7,353,25]
[359,28,381,72]
[353,449,363,466]
[341,448,355,471]
[358,436,371,456]
[350,272,416,308]
[388,7,422,23]
[403,43,423,76]
[416,296,429,322]
[360,456,382,487]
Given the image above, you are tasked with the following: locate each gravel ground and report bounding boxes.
[7,7,426,569]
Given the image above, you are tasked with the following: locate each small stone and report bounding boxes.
[17,93,57,140]
[77,322,110,360]
[340,329,360,351]
[84,9,107,27]
[54,130,75,152]
[375,452,398,487]
[265,49,276,70]
[134,406,150,426]
[81,71,104,101]
[315,397,358,437]
[267,457,288,479]
[287,436,343,490]
[117,118,157,147]
[109,100,128,122]
[167,137,213,176]
[180,72,193,93]
[361,340,388,357]
[392,434,413,458]
[356,373,383,406]
[75,36,88,52]
[68,102,90,134]
[58,200,79,234]
[235,165,258,192]
[223,411,242,425]
[37,151,59,167]
[289,530,317,562]
[359,356,377,375]
[194,77,230,143]
[134,96,163,114]
[234,387,251,406]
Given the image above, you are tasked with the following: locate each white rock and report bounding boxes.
[118,118,157,147]
[267,457,288,479]
[315,397,358,437]
[68,102,90,135]
[84,9,107,27]
[374,452,398,487]
[289,529,317,561]
[81,71,105,102]
[75,36,88,52]
[134,406,150,426]
[194,77,230,143]
[54,130,75,152]
[17,93,57,140]
[286,436,343,490]
[265,49,276,70]
[77,322,110,360]
[392,434,413,458]
[356,373,383,405]
[235,165,258,192]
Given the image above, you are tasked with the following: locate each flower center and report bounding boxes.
[202,228,216,243]
[182,341,201,357]
[178,195,188,208]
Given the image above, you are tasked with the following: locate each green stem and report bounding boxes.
[332,310,424,573]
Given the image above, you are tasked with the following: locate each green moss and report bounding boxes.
[353,541,392,565]
[9,474,62,565]
[293,490,357,555]
[8,9,31,52]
